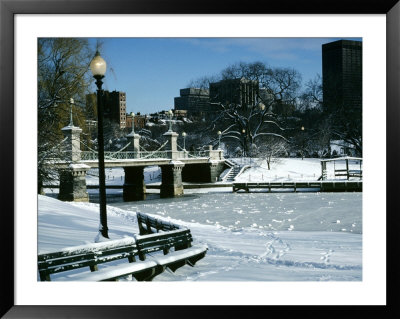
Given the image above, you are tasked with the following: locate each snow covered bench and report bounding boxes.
[137,212,181,235]
[38,223,207,281]
[135,228,208,273]
[37,237,158,281]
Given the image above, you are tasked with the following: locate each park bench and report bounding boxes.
[136,212,181,235]
[136,212,207,273]
[135,228,207,273]
[38,213,207,281]
[38,237,158,282]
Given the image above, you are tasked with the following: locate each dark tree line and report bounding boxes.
[184,61,362,162]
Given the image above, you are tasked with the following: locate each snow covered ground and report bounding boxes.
[30,158,387,305]
[39,191,362,281]
[231,157,363,182]
[39,158,362,282]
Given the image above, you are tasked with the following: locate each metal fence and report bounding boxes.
[80,151,207,161]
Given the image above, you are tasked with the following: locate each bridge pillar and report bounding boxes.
[61,125,82,161]
[208,145,224,160]
[127,133,140,158]
[209,160,225,182]
[58,164,90,202]
[123,166,146,201]
[160,161,185,198]
[163,131,179,160]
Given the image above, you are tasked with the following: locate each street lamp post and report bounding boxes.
[168,110,173,132]
[301,126,305,160]
[182,132,187,151]
[242,129,246,164]
[90,50,109,239]
[130,112,135,134]
[69,98,74,126]
[217,131,222,149]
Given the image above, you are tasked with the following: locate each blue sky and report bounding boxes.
[89,37,361,115]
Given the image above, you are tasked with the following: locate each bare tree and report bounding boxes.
[328,107,362,156]
[254,136,288,170]
[208,62,302,157]
[298,74,323,111]
[304,72,362,156]
[38,38,95,193]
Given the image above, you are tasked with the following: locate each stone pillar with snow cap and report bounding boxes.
[127,132,140,158]
[163,131,179,160]
[209,159,224,182]
[58,163,90,202]
[208,145,223,160]
[160,160,185,198]
[61,124,82,162]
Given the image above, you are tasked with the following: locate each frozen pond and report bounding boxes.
[106,191,362,234]
[106,190,362,281]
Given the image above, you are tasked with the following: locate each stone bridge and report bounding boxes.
[49,124,227,202]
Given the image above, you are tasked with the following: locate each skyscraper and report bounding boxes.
[209,77,259,108]
[86,90,127,129]
[322,39,362,113]
[174,88,211,118]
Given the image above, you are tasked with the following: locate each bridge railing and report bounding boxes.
[139,151,171,159]
[186,150,209,158]
[80,150,212,161]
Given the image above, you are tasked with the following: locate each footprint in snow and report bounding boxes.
[320,249,334,263]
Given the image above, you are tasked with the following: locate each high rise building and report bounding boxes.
[86,90,127,129]
[209,77,259,108]
[174,78,260,118]
[322,40,362,113]
[174,88,211,118]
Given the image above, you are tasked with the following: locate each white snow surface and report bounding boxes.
[38,158,362,282]
[38,194,362,282]
[233,157,362,182]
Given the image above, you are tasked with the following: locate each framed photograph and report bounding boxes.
[1,0,398,317]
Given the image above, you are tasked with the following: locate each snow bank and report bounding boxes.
[38,195,138,253]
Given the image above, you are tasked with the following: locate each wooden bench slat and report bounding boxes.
[137,212,181,235]
[38,252,97,269]
[150,245,208,272]
[135,229,194,261]
[38,245,138,271]
[38,237,136,260]
[39,261,99,276]
[60,260,159,282]
[151,246,208,267]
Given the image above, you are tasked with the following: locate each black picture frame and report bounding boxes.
[1,0,399,317]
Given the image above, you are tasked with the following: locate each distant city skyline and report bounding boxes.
[89,37,361,115]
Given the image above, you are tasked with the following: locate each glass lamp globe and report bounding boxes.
[90,51,107,77]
